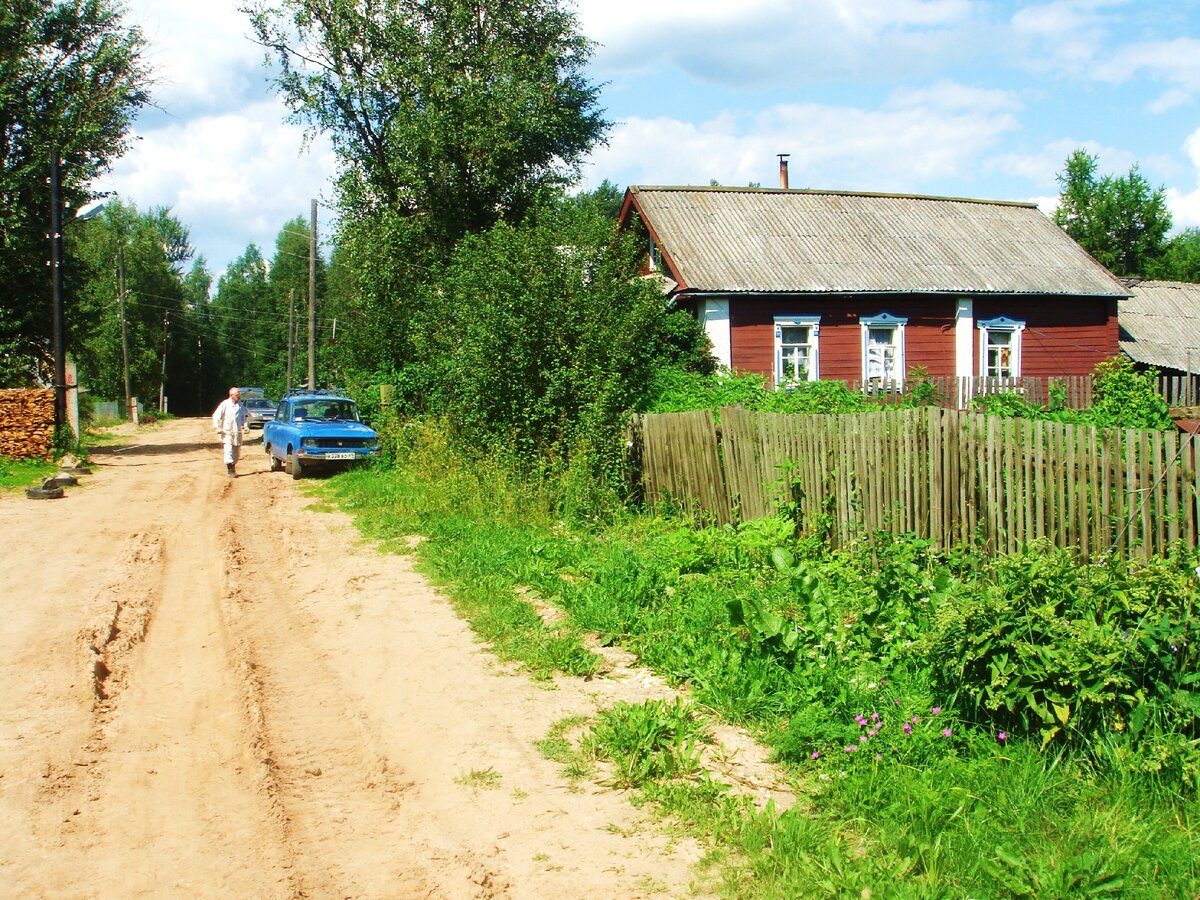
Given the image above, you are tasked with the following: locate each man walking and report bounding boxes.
[212,387,248,477]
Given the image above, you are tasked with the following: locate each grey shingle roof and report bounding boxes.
[628,186,1129,297]
[1120,280,1200,373]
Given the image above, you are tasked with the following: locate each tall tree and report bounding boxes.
[245,0,609,251]
[416,201,687,460]
[70,200,202,411]
[1148,228,1200,283]
[208,245,272,393]
[1052,149,1171,277]
[268,216,325,393]
[0,0,150,384]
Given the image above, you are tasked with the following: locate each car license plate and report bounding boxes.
[325,452,355,460]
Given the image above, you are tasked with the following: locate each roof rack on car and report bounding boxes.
[281,387,350,398]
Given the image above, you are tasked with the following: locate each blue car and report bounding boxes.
[262,389,381,479]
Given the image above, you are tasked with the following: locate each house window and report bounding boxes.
[978,316,1025,378]
[774,316,820,386]
[861,313,907,387]
[649,238,661,272]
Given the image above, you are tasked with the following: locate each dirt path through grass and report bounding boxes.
[0,418,719,898]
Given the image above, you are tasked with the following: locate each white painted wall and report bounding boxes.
[700,298,732,370]
[955,299,974,378]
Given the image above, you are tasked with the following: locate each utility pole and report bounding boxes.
[118,246,132,419]
[49,151,66,433]
[158,312,169,413]
[308,199,317,389]
[286,287,295,391]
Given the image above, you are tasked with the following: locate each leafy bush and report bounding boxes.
[419,208,681,470]
[1088,355,1172,430]
[974,356,1173,430]
[922,545,1200,787]
[642,368,873,415]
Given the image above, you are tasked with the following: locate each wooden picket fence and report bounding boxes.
[854,375,1096,410]
[847,374,1200,410]
[630,407,1200,558]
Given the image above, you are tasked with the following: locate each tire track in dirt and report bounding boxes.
[27,454,298,897]
[36,529,167,824]
[219,516,495,898]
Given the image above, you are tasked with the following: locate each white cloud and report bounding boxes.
[102,101,337,276]
[125,0,268,115]
[584,89,1018,193]
[90,1,334,277]
[1148,88,1195,115]
[1166,127,1200,229]
[575,0,976,86]
[989,139,1139,190]
[884,81,1020,115]
[1095,38,1200,93]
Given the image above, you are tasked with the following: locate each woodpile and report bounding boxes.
[0,389,54,459]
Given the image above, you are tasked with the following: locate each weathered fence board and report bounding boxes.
[631,407,1200,558]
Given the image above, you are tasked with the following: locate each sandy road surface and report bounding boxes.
[0,417,747,899]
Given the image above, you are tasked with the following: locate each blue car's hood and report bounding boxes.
[300,420,377,438]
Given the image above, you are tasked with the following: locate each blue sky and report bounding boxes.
[98,0,1200,278]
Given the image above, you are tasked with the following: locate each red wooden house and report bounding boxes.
[618,185,1127,393]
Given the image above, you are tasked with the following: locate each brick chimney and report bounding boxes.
[778,153,790,189]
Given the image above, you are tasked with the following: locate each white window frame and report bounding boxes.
[774,316,820,387]
[977,316,1025,379]
[860,312,907,388]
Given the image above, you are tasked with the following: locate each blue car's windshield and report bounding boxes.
[309,401,358,421]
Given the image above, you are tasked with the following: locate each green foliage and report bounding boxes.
[973,356,1172,430]
[900,365,944,407]
[566,179,626,221]
[417,205,670,466]
[642,369,873,415]
[1148,228,1200,283]
[581,699,707,788]
[248,0,608,253]
[1089,355,1173,429]
[0,0,150,384]
[324,427,1200,896]
[0,455,56,490]
[642,368,770,413]
[68,199,206,410]
[1053,149,1172,278]
[322,210,434,386]
[923,544,1200,786]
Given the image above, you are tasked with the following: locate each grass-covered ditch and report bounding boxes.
[319,420,1199,898]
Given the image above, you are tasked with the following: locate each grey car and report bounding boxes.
[244,397,277,429]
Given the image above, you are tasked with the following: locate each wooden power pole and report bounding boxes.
[308,199,317,389]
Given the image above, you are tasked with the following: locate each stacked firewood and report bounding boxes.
[0,389,54,459]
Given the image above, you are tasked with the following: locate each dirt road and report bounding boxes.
[0,418,737,899]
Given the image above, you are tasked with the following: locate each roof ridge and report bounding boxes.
[629,184,1039,209]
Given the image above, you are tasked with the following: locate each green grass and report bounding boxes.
[0,456,57,492]
[318,424,1200,898]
